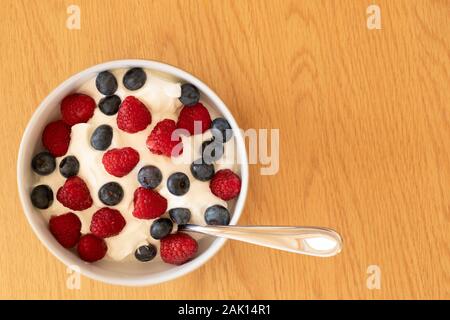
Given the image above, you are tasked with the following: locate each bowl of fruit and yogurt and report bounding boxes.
[17,60,248,286]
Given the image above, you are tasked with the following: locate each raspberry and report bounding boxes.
[61,93,96,126]
[146,119,182,157]
[77,234,107,262]
[176,103,211,135]
[133,187,167,219]
[210,169,241,200]
[90,208,126,238]
[49,212,81,248]
[42,120,71,157]
[160,233,198,265]
[102,147,140,177]
[56,176,93,211]
[117,96,151,133]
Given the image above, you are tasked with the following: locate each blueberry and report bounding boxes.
[30,185,53,209]
[201,140,224,164]
[98,95,121,115]
[167,172,190,196]
[90,125,113,151]
[179,83,200,106]
[138,165,162,189]
[150,218,173,239]
[190,160,214,181]
[59,156,79,178]
[169,208,191,225]
[31,152,56,176]
[96,71,118,95]
[123,68,147,90]
[211,117,233,142]
[204,205,230,225]
[134,244,157,262]
[98,182,124,206]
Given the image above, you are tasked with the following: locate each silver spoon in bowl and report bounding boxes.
[178,224,343,257]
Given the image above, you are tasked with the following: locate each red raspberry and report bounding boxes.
[210,169,241,200]
[160,233,198,265]
[146,119,183,157]
[90,208,126,238]
[49,212,81,248]
[117,96,151,133]
[56,176,93,211]
[61,93,96,126]
[176,103,211,135]
[133,187,167,219]
[102,147,140,177]
[42,120,71,157]
[77,234,107,262]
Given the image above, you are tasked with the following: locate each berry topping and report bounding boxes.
[138,165,162,189]
[96,71,118,95]
[77,234,107,262]
[167,172,190,196]
[32,151,56,176]
[98,95,121,115]
[132,187,167,219]
[209,169,241,201]
[56,176,93,211]
[135,244,157,262]
[204,205,230,225]
[59,155,79,178]
[123,68,147,90]
[190,159,215,181]
[61,93,96,126]
[98,182,124,206]
[211,117,233,142]
[176,103,211,135]
[90,208,126,238]
[201,140,224,164]
[117,96,151,133]
[90,124,113,151]
[42,120,71,157]
[146,119,182,157]
[160,233,198,265]
[179,83,200,106]
[169,208,191,225]
[102,147,140,177]
[150,218,173,240]
[30,185,53,209]
[49,212,81,248]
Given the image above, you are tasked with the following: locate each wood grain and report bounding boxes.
[0,0,449,299]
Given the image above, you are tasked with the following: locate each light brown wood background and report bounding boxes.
[0,0,449,299]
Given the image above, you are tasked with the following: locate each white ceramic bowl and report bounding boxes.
[17,60,248,286]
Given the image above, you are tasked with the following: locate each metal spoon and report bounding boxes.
[178,224,343,257]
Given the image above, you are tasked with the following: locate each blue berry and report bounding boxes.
[31,152,56,176]
[90,125,113,151]
[179,83,200,106]
[134,244,157,262]
[201,140,224,164]
[96,71,118,95]
[30,185,53,209]
[169,208,191,225]
[138,165,162,189]
[99,95,121,115]
[204,205,230,225]
[98,182,123,206]
[211,117,233,142]
[150,218,173,239]
[123,68,146,90]
[190,159,214,181]
[167,172,190,196]
[59,156,79,178]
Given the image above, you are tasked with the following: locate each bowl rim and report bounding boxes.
[17,59,249,286]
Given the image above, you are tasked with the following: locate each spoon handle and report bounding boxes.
[179,225,343,257]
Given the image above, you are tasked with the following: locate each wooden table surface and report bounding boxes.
[1,0,449,299]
